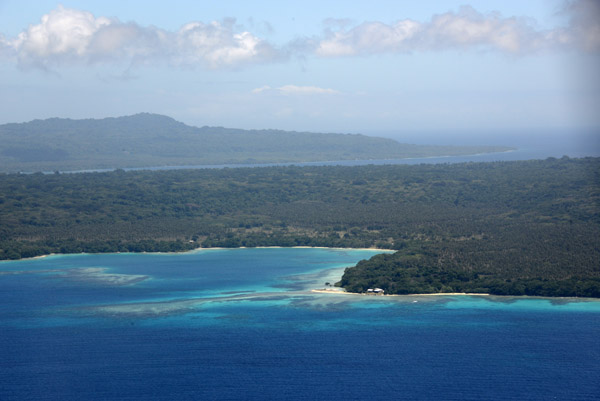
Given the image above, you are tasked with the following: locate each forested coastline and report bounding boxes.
[1,157,598,297]
[0,113,512,173]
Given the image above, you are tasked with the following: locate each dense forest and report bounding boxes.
[0,113,512,172]
[0,157,598,297]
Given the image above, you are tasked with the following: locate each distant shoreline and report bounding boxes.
[33,149,517,175]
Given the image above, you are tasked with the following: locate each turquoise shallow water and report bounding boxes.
[1,248,599,400]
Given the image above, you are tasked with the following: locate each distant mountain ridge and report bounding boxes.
[0,113,513,172]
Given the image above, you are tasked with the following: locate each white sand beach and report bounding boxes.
[311,289,490,297]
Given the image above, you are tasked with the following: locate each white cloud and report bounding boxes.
[278,85,340,95]
[252,85,340,95]
[315,2,600,57]
[317,19,421,56]
[5,6,281,70]
[251,85,272,94]
[1,1,598,71]
[175,20,280,68]
[12,6,112,67]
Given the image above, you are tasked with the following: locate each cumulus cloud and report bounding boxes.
[1,1,598,71]
[175,19,280,67]
[316,19,421,56]
[252,85,340,95]
[315,2,600,56]
[5,5,281,69]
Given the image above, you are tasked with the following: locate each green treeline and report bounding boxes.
[0,157,599,297]
[340,231,600,297]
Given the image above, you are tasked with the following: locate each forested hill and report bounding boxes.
[0,113,512,172]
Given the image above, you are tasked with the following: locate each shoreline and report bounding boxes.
[255,246,392,252]
[194,246,391,252]
[311,289,490,297]
[6,245,392,262]
[310,289,600,301]
[6,252,599,301]
[26,149,518,175]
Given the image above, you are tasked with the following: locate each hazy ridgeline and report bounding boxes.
[0,114,512,173]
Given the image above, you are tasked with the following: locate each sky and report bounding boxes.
[0,0,599,141]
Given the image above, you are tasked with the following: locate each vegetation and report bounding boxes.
[0,113,512,172]
[0,157,598,297]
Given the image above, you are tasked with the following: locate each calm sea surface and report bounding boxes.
[1,248,599,400]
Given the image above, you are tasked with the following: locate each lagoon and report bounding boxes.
[1,248,599,400]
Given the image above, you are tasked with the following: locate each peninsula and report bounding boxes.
[0,113,512,173]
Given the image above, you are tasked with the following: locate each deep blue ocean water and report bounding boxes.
[1,248,599,400]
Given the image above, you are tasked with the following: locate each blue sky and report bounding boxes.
[0,0,598,139]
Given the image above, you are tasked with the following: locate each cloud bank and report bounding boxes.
[314,2,599,56]
[0,1,598,70]
[4,6,281,69]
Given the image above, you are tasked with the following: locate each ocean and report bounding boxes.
[1,248,599,400]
